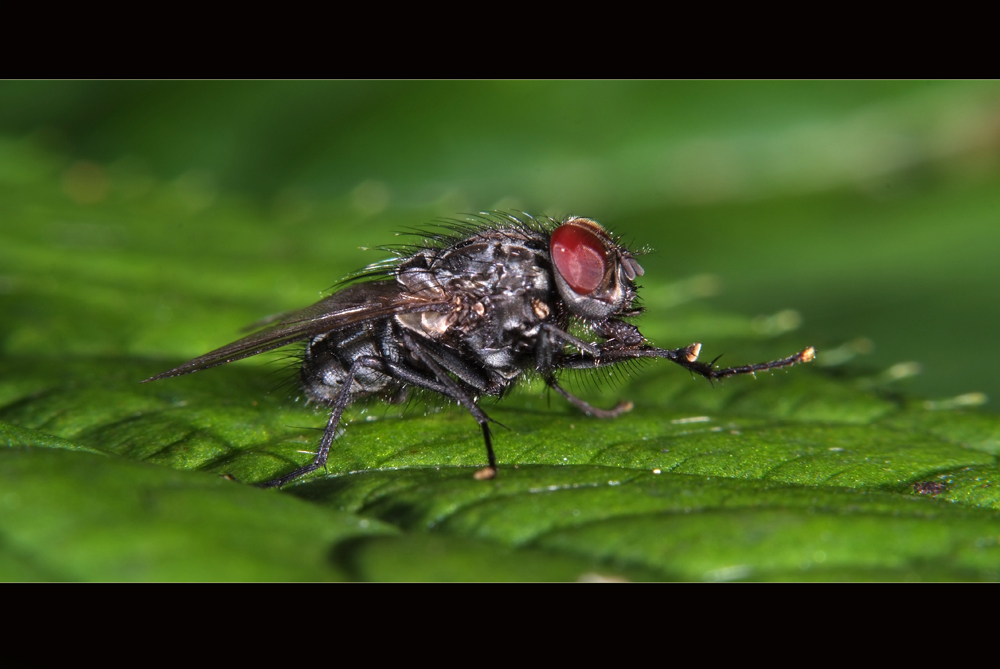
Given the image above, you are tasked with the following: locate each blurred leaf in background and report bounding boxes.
[1,81,999,581]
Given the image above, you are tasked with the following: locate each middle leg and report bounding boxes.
[401,332,500,480]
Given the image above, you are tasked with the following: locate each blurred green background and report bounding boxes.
[2,80,997,405]
[3,82,1000,581]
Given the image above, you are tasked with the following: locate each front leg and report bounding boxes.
[592,318,646,346]
[553,340,816,380]
[546,375,633,419]
[655,343,815,380]
[536,323,633,419]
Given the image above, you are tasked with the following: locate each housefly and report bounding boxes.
[145,212,815,487]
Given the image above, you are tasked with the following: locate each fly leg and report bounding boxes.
[540,324,601,357]
[536,324,600,374]
[546,376,633,418]
[655,343,816,381]
[587,320,814,380]
[257,355,456,489]
[256,356,376,489]
[553,342,816,380]
[402,332,499,481]
[537,325,630,419]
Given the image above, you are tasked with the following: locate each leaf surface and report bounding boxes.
[3,82,1000,580]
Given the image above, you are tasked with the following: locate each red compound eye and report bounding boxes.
[550,224,608,295]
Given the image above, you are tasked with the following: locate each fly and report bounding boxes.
[145,212,815,487]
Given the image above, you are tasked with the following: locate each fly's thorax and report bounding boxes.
[396,232,552,300]
[394,231,555,346]
[394,250,443,298]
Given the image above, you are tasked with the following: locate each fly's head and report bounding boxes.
[549,216,645,322]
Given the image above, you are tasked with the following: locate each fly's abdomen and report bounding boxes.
[301,325,397,404]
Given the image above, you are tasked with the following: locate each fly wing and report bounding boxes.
[145,280,447,381]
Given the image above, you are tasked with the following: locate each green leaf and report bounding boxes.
[3,82,1000,581]
[0,426,396,581]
